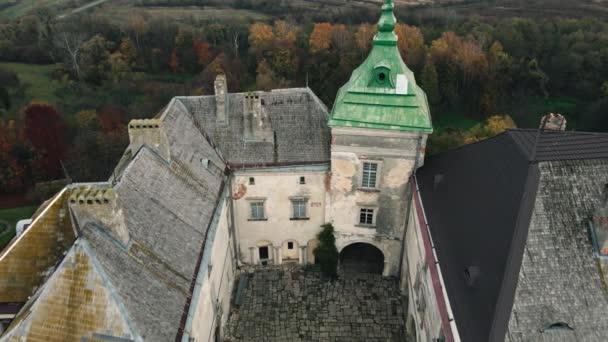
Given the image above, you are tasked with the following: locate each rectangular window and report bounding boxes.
[362,162,378,188]
[249,177,255,185]
[359,208,374,225]
[292,199,308,219]
[250,201,265,220]
[299,176,306,184]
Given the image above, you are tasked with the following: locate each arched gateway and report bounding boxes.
[339,243,385,274]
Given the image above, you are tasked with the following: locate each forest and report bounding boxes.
[0,2,607,200]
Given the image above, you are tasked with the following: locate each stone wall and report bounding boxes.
[231,165,329,266]
[403,192,445,342]
[329,127,427,276]
[189,197,236,342]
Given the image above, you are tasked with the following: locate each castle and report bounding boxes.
[2,0,608,341]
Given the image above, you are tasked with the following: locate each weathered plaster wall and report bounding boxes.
[190,200,235,342]
[330,127,426,276]
[403,197,444,342]
[1,241,136,342]
[0,189,75,303]
[232,166,328,265]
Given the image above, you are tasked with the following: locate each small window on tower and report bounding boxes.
[300,176,306,184]
[249,177,255,185]
[288,242,294,249]
[362,162,379,189]
[359,208,375,226]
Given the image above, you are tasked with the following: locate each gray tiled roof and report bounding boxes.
[506,159,608,341]
[177,88,330,165]
[72,146,224,342]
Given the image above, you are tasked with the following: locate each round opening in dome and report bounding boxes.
[378,72,386,82]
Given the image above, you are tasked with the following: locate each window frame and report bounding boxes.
[360,161,381,190]
[290,198,309,220]
[358,207,376,226]
[248,200,266,221]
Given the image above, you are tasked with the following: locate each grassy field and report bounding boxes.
[0,0,65,18]
[100,2,269,26]
[510,96,581,129]
[434,110,480,132]
[0,62,61,107]
[0,205,37,251]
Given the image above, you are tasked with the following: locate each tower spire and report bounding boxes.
[374,0,397,46]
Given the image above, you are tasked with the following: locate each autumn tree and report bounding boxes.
[355,23,376,55]
[256,59,276,91]
[23,103,67,180]
[0,122,28,193]
[309,23,332,54]
[193,39,211,67]
[394,23,425,71]
[79,35,112,84]
[249,23,275,60]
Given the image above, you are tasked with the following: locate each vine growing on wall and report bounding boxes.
[314,223,339,279]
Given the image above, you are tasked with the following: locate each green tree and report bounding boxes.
[420,58,440,108]
[314,223,339,279]
[79,35,112,84]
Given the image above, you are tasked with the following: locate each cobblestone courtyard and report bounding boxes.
[225,266,407,342]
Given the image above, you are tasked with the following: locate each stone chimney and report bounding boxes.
[69,186,130,246]
[214,74,228,124]
[540,113,566,131]
[243,92,273,142]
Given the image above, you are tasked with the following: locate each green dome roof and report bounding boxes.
[328,0,433,133]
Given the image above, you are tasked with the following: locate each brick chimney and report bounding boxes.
[243,92,273,142]
[215,74,228,124]
[540,113,566,131]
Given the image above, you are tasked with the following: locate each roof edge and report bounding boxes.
[487,164,540,342]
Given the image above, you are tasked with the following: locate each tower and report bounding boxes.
[328,0,433,276]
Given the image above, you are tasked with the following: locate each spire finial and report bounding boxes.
[373,0,397,46]
[378,0,396,32]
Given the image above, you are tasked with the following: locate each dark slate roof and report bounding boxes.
[509,128,608,161]
[416,128,608,342]
[177,88,330,165]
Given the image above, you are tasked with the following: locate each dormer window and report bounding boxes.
[544,322,574,331]
[371,64,393,88]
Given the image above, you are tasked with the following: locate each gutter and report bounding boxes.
[228,160,330,170]
[412,176,461,342]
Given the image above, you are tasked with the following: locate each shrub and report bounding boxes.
[314,223,339,279]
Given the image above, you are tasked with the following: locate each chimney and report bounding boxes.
[214,74,228,124]
[243,92,273,142]
[540,113,566,131]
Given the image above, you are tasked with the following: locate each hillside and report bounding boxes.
[2,0,608,21]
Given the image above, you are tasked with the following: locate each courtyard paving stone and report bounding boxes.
[225,265,407,342]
